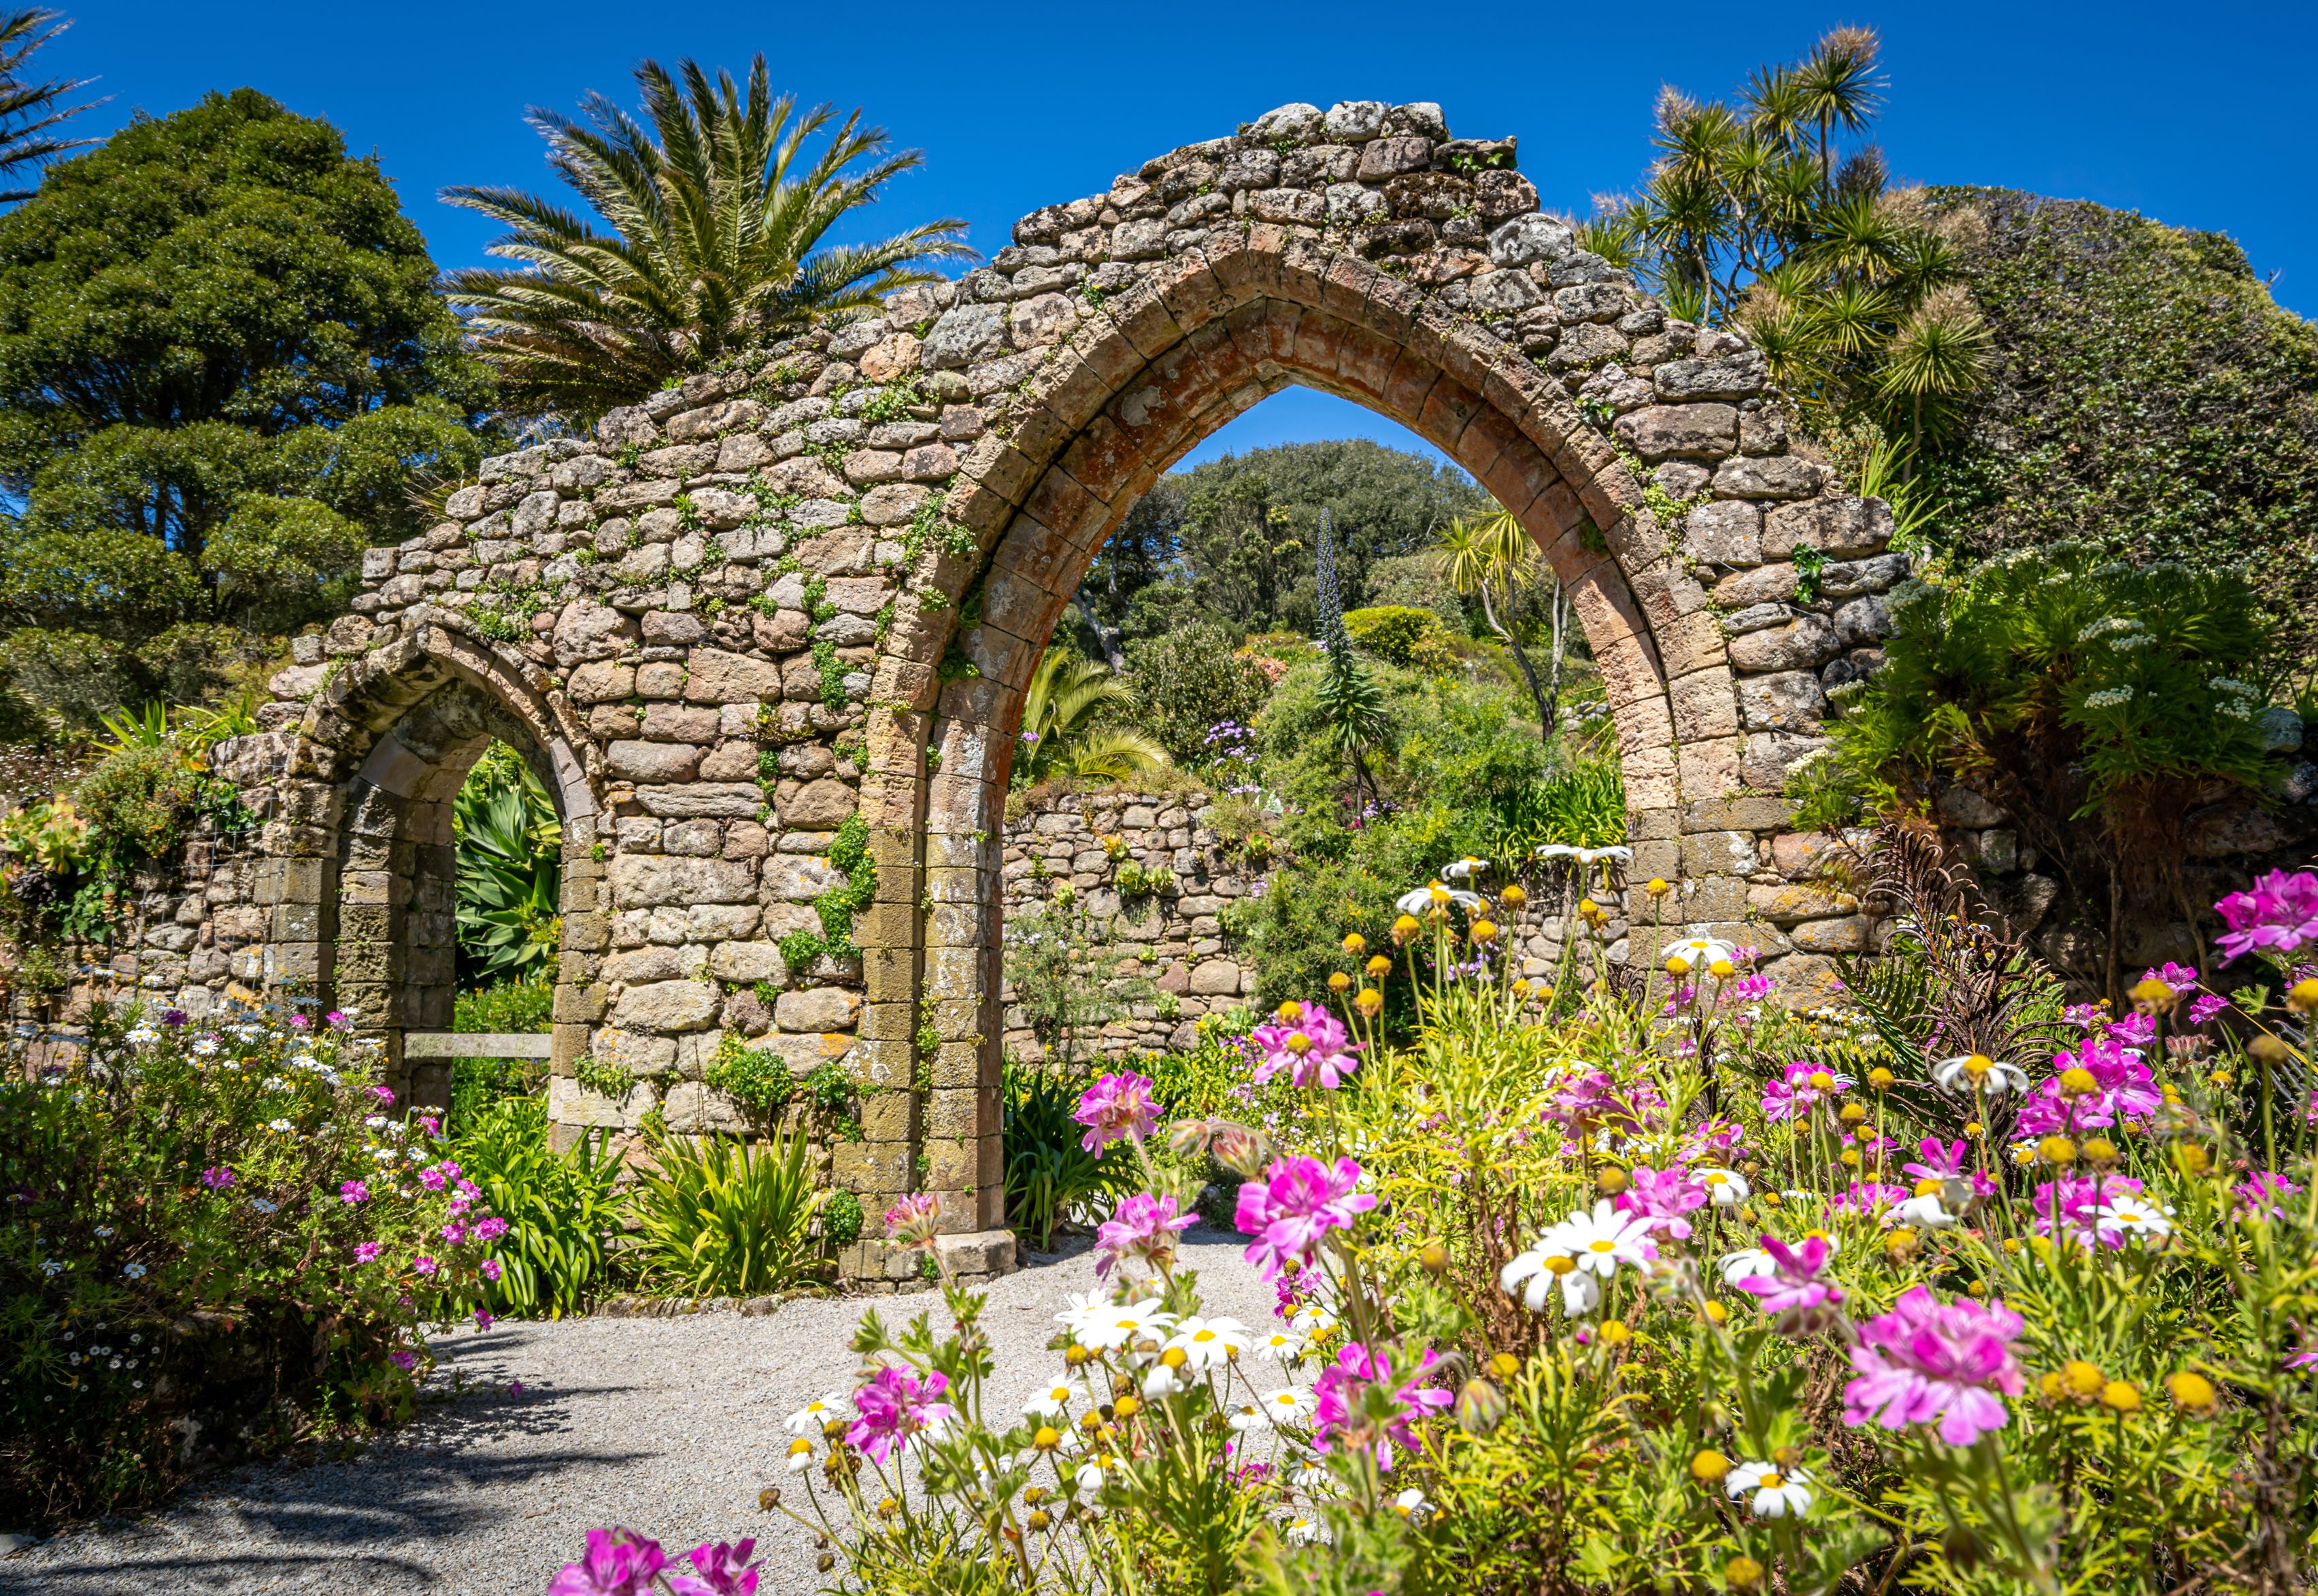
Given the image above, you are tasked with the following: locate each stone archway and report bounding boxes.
[156,98,1904,1266]
[260,622,601,1108]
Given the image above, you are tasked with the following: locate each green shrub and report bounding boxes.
[449,1098,627,1317]
[454,972,555,1034]
[1492,758,1628,858]
[1343,604,1457,671]
[1122,621,1277,766]
[631,1125,824,1296]
[1000,1057,1137,1251]
[0,1001,496,1522]
[703,1031,798,1130]
[452,745,562,985]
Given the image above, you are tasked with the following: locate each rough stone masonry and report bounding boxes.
[87,99,1912,1267]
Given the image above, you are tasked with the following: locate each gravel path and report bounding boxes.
[5,1229,1270,1596]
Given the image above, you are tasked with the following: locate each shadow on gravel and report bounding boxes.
[0,1374,651,1595]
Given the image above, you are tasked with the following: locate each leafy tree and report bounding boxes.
[1437,509,1569,735]
[1119,621,1277,767]
[1078,440,1491,641]
[1015,650,1169,786]
[0,8,97,203]
[1587,27,1993,450]
[1915,188,2318,670]
[0,88,494,731]
[443,56,973,417]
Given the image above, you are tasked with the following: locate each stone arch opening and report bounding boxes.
[277,623,600,1108]
[860,233,1759,1234]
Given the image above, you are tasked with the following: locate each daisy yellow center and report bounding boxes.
[1193,1329,1215,1342]
[1049,1387,1069,1401]
[1758,1472,1783,1490]
[1915,1178,1944,1197]
[1705,1173,1729,1185]
[1589,1239,1615,1253]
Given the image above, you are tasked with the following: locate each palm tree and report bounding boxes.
[1437,511,1566,737]
[442,56,974,415]
[1015,651,1171,785]
[0,9,99,204]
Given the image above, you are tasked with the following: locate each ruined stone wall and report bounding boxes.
[999,788,1264,1062]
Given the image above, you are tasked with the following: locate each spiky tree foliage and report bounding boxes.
[1593,27,1992,458]
[1015,650,1170,785]
[1313,511,1388,806]
[443,56,974,416]
[1434,509,1567,736]
[0,9,95,204]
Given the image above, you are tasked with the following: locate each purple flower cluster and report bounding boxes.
[2215,870,2318,962]
[1072,1072,1159,1153]
[1843,1285,2023,1446]
[1235,1155,1375,1282]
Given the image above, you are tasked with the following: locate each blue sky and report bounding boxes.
[45,1,2318,468]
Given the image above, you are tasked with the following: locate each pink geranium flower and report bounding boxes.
[2013,1034,2163,1136]
[1073,1072,1158,1153]
[1732,1233,1845,1329]
[2238,1172,2303,1219]
[550,1528,666,1596]
[471,1215,508,1242]
[1249,1002,1361,1089]
[1094,1191,1195,1279]
[353,1241,382,1263]
[846,1365,956,1465]
[200,1166,234,1191]
[339,1179,368,1204]
[2188,992,2230,1027]
[682,1538,760,1596]
[1615,1165,1708,1240]
[2215,870,2318,962]
[1311,1342,1453,1470]
[1843,1285,2023,1446]
[1234,1155,1376,1281]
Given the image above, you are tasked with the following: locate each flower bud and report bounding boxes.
[2166,1371,2217,1415]
[759,1487,782,1510]
[1209,1121,1273,1178]
[1342,932,1367,956]
[1807,1070,1834,1092]
[1166,1118,1216,1158]
[1702,1300,1728,1325]
[1884,1226,1918,1259]
[1112,1395,1141,1418]
[2249,1035,2291,1067]
[1354,987,1383,1019]
[1839,1149,1861,1169]
[1392,914,1422,944]
[1596,1166,1629,1195]
[1275,1000,1303,1025]
[1366,953,1392,978]
[1868,1066,1896,1090]
[1597,1319,1631,1346]
[1725,1555,1764,1591]
[2174,1144,2211,1177]
[1663,953,1692,977]
[1033,1425,1062,1450]
[1455,1377,1507,1436]
[2061,1359,2104,1399]
[1500,884,1528,910]
[1328,970,1351,993]
[2081,1136,2118,1169]
[1709,959,1736,980]
[818,1552,837,1572]
[1489,1352,1521,1378]
[1470,919,1498,944]
[2100,1379,2141,1414]
[1065,1344,1091,1366]
[1646,878,1671,898]
[1838,1102,1868,1125]
[2038,1136,2077,1166]
[1941,1525,1983,1572]
[2289,979,2318,1016]
[1420,1242,1450,1274]
[1690,1448,1731,1483]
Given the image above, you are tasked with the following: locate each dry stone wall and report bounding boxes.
[95,98,1930,1260]
[1000,789,1264,1062]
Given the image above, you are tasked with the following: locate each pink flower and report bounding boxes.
[339,1179,369,1204]
[353,1241,382,1263]
[550,1529,667,1595]
[1311,1342,1453,1470]
[846,1366,956,1465]
[1547,1070,1641,1134]
[1234,1155,1377,1281]
[679,1539,760,1596]
[1072,1072,1159,1153]
[480,1258,503,1281]
[471,1215,509,1242]
[2013,1035,2162,1135]
[2189,992,2230,1027]
[200,1166,234,1191]
[1843,1285,2023,1446]
[883,1191,942,1249]
[412,1255,439,1276]
[1761,1062,1852,1123]
[389,1350,416,1370]
[418,1168,448,1191]
[2108,1011,2158,1047]
[369,1085,395,1102]
[441,1221,469,1245]
[1615,1165,1708,1240]
[2030,1174,2147,1249]
[1732,1234,1845,1330]
[475,1310,495,1330]
[2215,870,2318,962]
[2238,1172,2303,1219]
[1093,1192,1195,1279]
[1249,1002,1362,1089]
[1827,1179,1909,1218]
[289,1013,312,1030]
[419,1115,441,1137]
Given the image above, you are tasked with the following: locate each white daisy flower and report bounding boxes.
[1260,1387,1310,1425]
[1931,1053,2029,1096]
[785,1393,849,1436]
[1054,1290,1118,1345]
[1727,1461,1813,1518]
[1389,1487,1430,1521]
[1254,1328,1307,1361]
[1887,1190,1958,1229]
[1226,1400,1273,1432]
[1662,938,1736,977]
[1165,1315,1251,1372]
[1022,1382,1074,1420]
[2094,1196,2172,1240]
[1285,1514,1326,1545]
[1077,1300,1176,1352]
[1696,1167,1750,1206]
[1141,1363,1186,1398]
